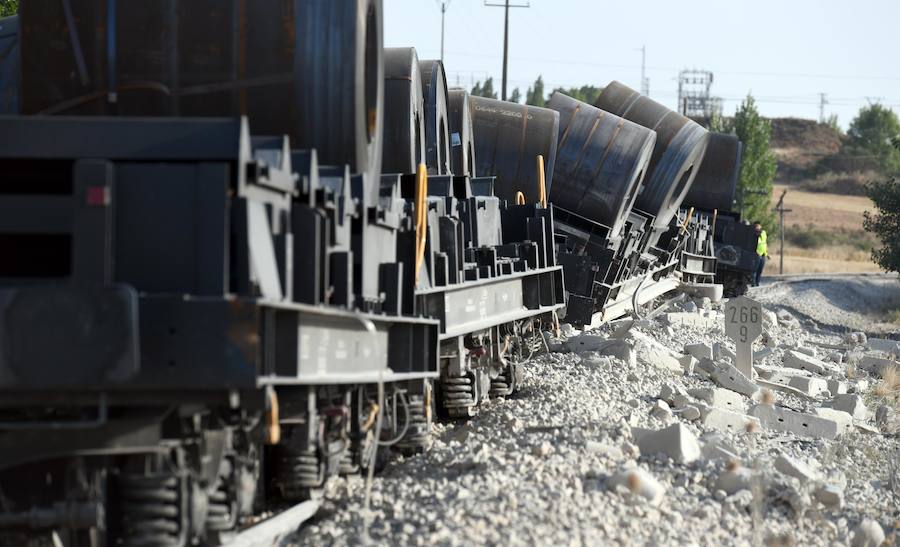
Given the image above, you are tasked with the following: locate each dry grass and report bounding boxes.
[762,185,880,274]
[875,365,900,399]
[772,184,874,230]
[763,252,880,275]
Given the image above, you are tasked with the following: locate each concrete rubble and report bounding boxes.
[830,394,869,420]
[632,423,701,464]
[296,280,898,547]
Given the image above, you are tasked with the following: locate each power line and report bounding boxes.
[436,1,451,62]
[484,0,529,101]
[438,49,900,82]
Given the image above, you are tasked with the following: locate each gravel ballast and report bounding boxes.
[293,277,900,546]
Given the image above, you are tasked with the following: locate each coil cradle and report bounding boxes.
[679,132,757,298]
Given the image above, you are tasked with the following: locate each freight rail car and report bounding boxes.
[467,86,711,328]
[0,1,563,545]
[0,1,755,544]
[680,132,758,297]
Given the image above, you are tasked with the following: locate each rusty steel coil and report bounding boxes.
[547,92,656,238]
[594,81,709,228]
[469,95,560,204]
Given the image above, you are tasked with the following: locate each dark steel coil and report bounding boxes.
[447,89,476,178]
[381,47,425,175]
[418,59,452,175]
[19,0,384,197]
[682,132,743,213]
[594,81,709,228]
[469,96,560,204]
[294,0,384,192]
[547,92,656,238]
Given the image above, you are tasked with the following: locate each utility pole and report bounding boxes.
[773,190,793,275]
[438,1,451,62]
[636,45,649,96]
[819,93,828,123]
[485,0,529,101]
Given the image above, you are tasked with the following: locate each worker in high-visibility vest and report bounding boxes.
[753,221,768,286]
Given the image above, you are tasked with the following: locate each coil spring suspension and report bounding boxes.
[490,367,513,398]
[118,473,186,547]
[396,394,431,453]
[275,448,323,501]
[205,468,237,533]
[339,447,360,475]
[442,375,476,418]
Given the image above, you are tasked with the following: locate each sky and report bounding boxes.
[384,0,900,129]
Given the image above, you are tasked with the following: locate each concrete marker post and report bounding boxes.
[724,296,762,378]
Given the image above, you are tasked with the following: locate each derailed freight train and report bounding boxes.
[0,1,746,544]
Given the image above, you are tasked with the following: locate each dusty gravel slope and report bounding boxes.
[291,276,900,547]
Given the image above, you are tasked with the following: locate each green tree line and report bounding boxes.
[0,0,17,17]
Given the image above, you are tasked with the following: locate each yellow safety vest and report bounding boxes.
[757,230,768,256]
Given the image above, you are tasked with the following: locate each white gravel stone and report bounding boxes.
[532,441,554,458]
[650,399,673,420]
[813,484,844,508]
[715,467,753,495]
[559,323,578,338]
[774,454,817,483]
[607,467,665,506]
[633,423,701,464]
[675,405,701,421]
[851,518,885,547]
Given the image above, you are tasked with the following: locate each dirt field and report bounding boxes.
[763,184,880,275]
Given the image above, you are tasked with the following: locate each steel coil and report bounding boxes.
[469,96,560,204]
[594,81,709,228]
[682,132,743,213]
[419,60,452,175]
[294,0,384,193]
[447,89,476,178]
[547,92,656,238]
[20,0,385,198]
[381,47,425,175]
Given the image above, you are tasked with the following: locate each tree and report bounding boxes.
[847,103,900,174]
[730,95,778,234]
[526,76,545,107]
[863,178,900,274]
[0,0,17,16]
[552,85,601,105]
[471,77,497,99]
[509,88,522,104]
